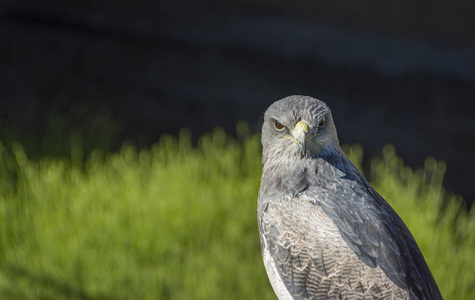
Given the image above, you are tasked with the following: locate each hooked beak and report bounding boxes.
[293,121,309,156]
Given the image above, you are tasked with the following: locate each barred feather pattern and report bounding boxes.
[260,196,413,300]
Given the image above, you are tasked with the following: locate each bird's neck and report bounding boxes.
[260,145,362,197]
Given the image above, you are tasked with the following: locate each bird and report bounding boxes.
[257,95,442,300]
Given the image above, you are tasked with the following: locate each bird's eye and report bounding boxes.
[274,121,285,131]
[318,117,326,127]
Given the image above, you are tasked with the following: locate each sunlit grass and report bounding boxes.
[0,125,473,299]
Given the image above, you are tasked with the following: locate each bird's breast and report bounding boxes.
[260,195,411,299]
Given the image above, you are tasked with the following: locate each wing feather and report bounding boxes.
[259,194,413,300]
[258,149,441,300]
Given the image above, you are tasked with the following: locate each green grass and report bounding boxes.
[0,125,473,299]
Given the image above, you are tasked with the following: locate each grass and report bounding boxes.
[0,124,473,299]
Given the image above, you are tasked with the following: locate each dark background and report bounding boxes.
[1,1,474,206]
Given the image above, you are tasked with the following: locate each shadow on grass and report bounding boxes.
[0,264,116,300]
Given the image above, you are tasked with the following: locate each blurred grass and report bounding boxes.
[0,124,473,299]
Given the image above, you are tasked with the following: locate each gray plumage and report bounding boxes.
[258,95,442,300]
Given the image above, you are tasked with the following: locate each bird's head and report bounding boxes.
[262,95,339,164]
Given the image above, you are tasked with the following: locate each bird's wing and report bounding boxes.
[259,193,413,300]
[312,175,442,300]
[259,174,442,300]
